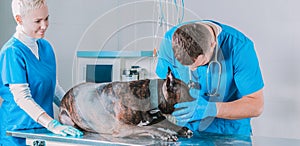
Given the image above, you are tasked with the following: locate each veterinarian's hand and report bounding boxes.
[172,97,217,125]
[47,120,83,137]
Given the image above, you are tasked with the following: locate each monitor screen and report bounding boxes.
[86,64,113,83]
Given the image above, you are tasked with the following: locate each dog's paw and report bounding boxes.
[161,134,178,142]
[178,127,193,138]
[186,129,193,138]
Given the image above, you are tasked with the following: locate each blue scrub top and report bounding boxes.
[156,20,264,136]
[0,36,56,145]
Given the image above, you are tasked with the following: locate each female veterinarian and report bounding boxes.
[0,0,82,145]
[155,20,264,136]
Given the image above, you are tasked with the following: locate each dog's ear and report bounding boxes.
[166,67,175,91]
[167,67,175,80]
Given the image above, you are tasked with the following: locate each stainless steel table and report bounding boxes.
[6,128,300,145]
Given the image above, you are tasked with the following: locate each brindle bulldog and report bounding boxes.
[58,68,194,141]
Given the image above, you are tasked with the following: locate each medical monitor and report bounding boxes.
[86,64,113,83]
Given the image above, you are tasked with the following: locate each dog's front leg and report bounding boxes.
[150,119,193,138]
[112,124,179,141]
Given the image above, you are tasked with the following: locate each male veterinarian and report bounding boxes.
[156,20,264,136]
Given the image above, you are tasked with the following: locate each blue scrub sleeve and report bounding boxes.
[233,41,264,96]
[1,47,27,85]
[156,57,179,79]
[155,29,181,79]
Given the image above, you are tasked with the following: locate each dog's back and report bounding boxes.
[59,82,116,133]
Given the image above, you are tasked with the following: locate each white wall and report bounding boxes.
[1,0,300,140]
[0,0,15,45]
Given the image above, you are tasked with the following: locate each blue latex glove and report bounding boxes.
[172,97,217,125]
[47,120,83,137]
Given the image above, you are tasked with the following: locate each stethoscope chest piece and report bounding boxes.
[187,80,201,89]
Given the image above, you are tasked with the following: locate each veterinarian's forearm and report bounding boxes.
[215,89,264,119]
[10,84,46,121]
[37,112,54,128]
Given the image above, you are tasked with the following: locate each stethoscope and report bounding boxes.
[187,40,222,97]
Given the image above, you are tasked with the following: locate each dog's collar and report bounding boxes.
[149,80,159,109]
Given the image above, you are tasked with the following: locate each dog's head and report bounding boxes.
[158,67,194,114]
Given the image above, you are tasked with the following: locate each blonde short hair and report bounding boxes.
[11,0,47,17]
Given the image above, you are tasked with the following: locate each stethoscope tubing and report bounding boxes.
[188,40,222,97]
